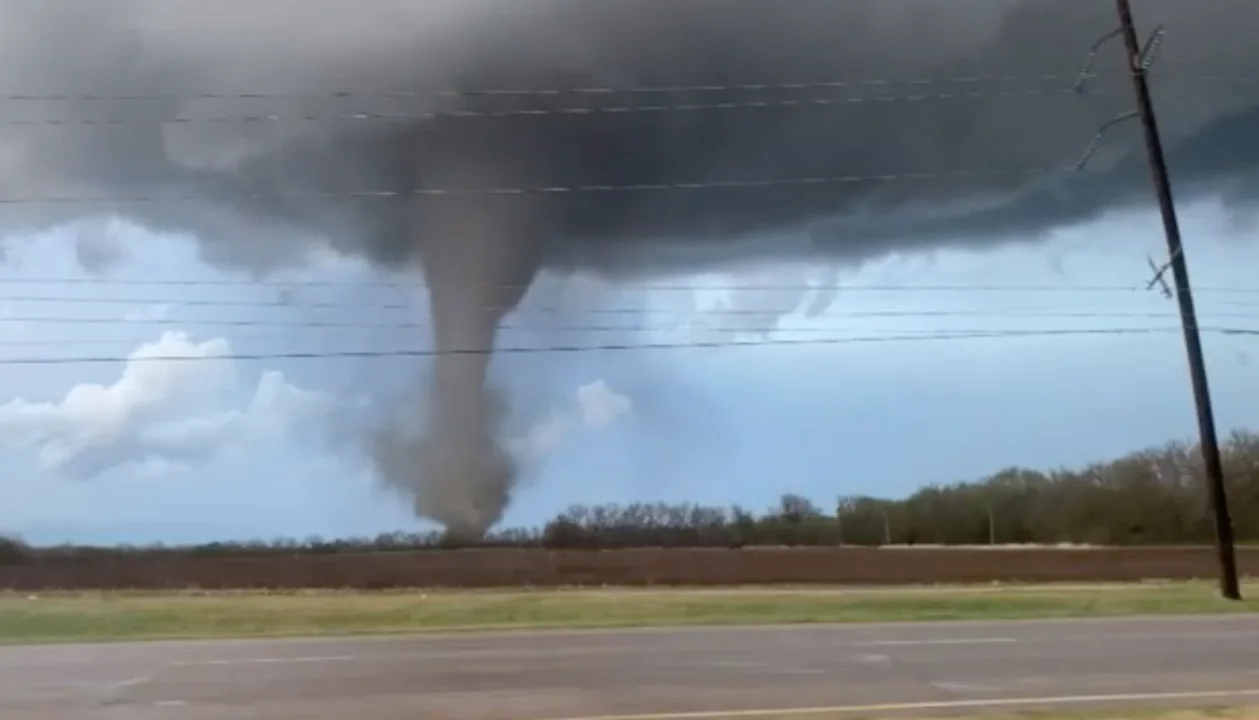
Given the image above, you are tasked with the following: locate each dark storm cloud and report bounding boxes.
[0,0,1254,271]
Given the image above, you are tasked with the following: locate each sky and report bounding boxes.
[0,196,1257,546]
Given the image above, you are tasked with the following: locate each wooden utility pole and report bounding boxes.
[1113,0,1240,600]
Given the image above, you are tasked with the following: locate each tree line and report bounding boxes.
[3,431,1258,562]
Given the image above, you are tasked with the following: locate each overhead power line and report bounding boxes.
[1,275,1259,296]
[3,71,1254,104]
[0,292,1234,312]
[0,167,1052,205]
[7,302,1259,326]
[0,312,1248,331]
[0,322,1243,350]
[0,75,1100,103]
[0,277,1182,292]
[0,325,1249,366]
[0,87,1139,127]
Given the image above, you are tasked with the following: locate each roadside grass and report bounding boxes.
[0,581,1255,644]
[749,708,1259,720]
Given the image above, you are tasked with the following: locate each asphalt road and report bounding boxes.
[4,616,1259,720]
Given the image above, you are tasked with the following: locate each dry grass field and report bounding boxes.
[2,581,1257,644]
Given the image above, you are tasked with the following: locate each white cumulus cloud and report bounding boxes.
[509,379,633,462]
[576,379,634,428]
[0,331,332,478]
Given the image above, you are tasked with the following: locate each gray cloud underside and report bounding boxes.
[0,0,1257,275]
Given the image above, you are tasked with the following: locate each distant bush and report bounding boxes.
[0,534,30,565]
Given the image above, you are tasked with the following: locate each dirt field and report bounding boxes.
[1,545,1257,590]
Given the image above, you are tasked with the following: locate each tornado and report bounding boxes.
[370,154,547,540]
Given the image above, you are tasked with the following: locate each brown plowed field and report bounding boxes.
[1,546,1257,590]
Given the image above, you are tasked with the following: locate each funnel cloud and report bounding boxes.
[2,0,1258,535]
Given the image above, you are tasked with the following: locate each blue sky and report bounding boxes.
[0,197,1257,546]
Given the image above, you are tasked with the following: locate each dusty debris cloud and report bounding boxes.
[1,0,1258,536]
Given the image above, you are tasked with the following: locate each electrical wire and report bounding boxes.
[3,71,1253,104]
[0,292,1229,313]
[2,278,1259,303]
[0,324,1191,350]
[0,326,1247,366]
[14,84,1255,128]
[1,276,1258,297]
[0,323,1255,354]
[0,87,1141,127]
[0,277,1181,291]
[4,305,1259,329]
[0,286,1258,326]
[0,167,1054,205]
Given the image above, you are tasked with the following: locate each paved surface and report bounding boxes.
[3,616,1259,719]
